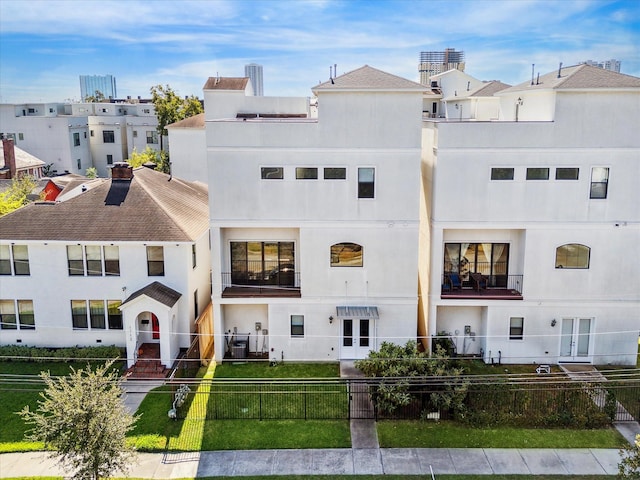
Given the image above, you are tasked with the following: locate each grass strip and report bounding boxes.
[377,420,627,449]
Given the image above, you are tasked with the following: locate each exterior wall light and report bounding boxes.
[551,319,557,327]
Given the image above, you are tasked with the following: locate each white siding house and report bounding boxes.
[0,165,211,373]
[205,67,425,362]
[421,64,640,366]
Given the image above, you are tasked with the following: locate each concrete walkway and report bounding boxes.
[0,448,626,477]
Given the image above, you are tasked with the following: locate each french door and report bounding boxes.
[559,318,592,362]
[341,318,374,359]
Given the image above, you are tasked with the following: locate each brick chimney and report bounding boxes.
[2,138,17,179]
[110,161,133,181]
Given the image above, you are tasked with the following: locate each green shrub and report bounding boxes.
[0,345,123,362]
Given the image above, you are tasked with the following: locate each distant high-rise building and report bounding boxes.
[244,64,264,96]
[581,59,621,73]
[419,48,465,86]
[79,74,117,100]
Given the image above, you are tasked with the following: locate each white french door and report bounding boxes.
[559,318,593,362]
[341,318,374,359]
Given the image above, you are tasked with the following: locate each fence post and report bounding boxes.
[347,380,351,421]
[259,383,263,421]
[304,383,307,420]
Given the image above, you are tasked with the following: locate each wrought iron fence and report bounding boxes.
[170,377,639,424]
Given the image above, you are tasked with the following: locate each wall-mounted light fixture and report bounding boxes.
[329,316,334,324]
[551,319,557,327]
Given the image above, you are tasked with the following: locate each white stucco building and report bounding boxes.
[0,164,211,372]
[204,67,425,362]
[0,101,159,178]
[421,64,640,366]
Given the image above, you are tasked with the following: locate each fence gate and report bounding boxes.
[348,379,376,420]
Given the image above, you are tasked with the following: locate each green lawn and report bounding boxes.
[213,361,340,378]
[377,420,627,449]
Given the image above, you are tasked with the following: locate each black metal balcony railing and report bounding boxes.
[441,273,523,299]
[221,271,301,298]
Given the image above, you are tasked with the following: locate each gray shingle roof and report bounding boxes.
[313,65,426,92]
[121,281,182,308]
[469,81,512,97]
[501,64,640,93]
[0,167,209,242]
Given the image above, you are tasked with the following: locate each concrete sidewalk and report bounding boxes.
[0,447,625,478]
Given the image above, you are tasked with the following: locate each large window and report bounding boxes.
[290,315,304,337]
[104,246,120,275]
[71,300,88,329]
[444,243,509,285]
[89,300,105,329]
[331,243,363,267]
[12,245,30,275]
[146,246,165,276]
[73,132,80,146]
[590,167,609,199]
[17,300,35,330]
[358,168,375,198]
[0,300,16,330]
[0,245,11,275]
[230,241,294,286]
[107,300,123,329]
[555,244,590,269]
[103,130,115,143]
[509,317,524,340]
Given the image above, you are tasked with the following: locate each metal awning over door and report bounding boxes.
[336,306,379,318]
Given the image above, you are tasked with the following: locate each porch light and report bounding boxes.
[329,315,334,324]
[551,319,556,327]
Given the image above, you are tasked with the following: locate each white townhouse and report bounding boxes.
[0,101,159,178]
[0,103,91,176]
[0,164,211,372]
[205,67,425,362]
[166,113,207,183]
[420,64,640,366]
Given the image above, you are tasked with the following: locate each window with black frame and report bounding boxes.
[230,241,295,286]
[444,242,509,286]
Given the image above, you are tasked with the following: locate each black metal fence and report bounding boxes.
[171,378,639,424]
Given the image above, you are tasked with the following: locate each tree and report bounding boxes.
[0,174,39,216]
[619,434,640,478]
[150,84,203,153]
[128,146,159,168]
[355,341,468,416]
[84,90,106,102]
[19,361,137,480]
[85,167,98,178]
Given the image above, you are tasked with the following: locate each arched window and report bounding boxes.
[555,244,590,269]
[330,243,363,267]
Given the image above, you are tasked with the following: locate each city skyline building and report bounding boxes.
[79,74,117,100]
[419,48,465,86]
[581,59,621,73]
[244,63,264,96]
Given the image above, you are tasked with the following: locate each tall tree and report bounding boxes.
[84,90,106,102]
[0,174,39,216]
[19,361,137,480]
[150,84,203,154]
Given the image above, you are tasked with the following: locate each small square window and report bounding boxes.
[324,167,346,180]
[107,154,113,165]
[296,167,318,179]
[103,130,115,143]
[526,168,549,180]
[73,132,80,146]
[290,315,304,337]
[556,168,579,180]
[133,130,138,138]
[18,133,24,141]
[77,159,82,170]
[509,317,524,340]
[491,167,514,180]
[261,167,283,179]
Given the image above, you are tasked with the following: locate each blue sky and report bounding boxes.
[1,0,638,103]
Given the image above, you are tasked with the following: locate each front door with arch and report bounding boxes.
[559,317,593,362]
